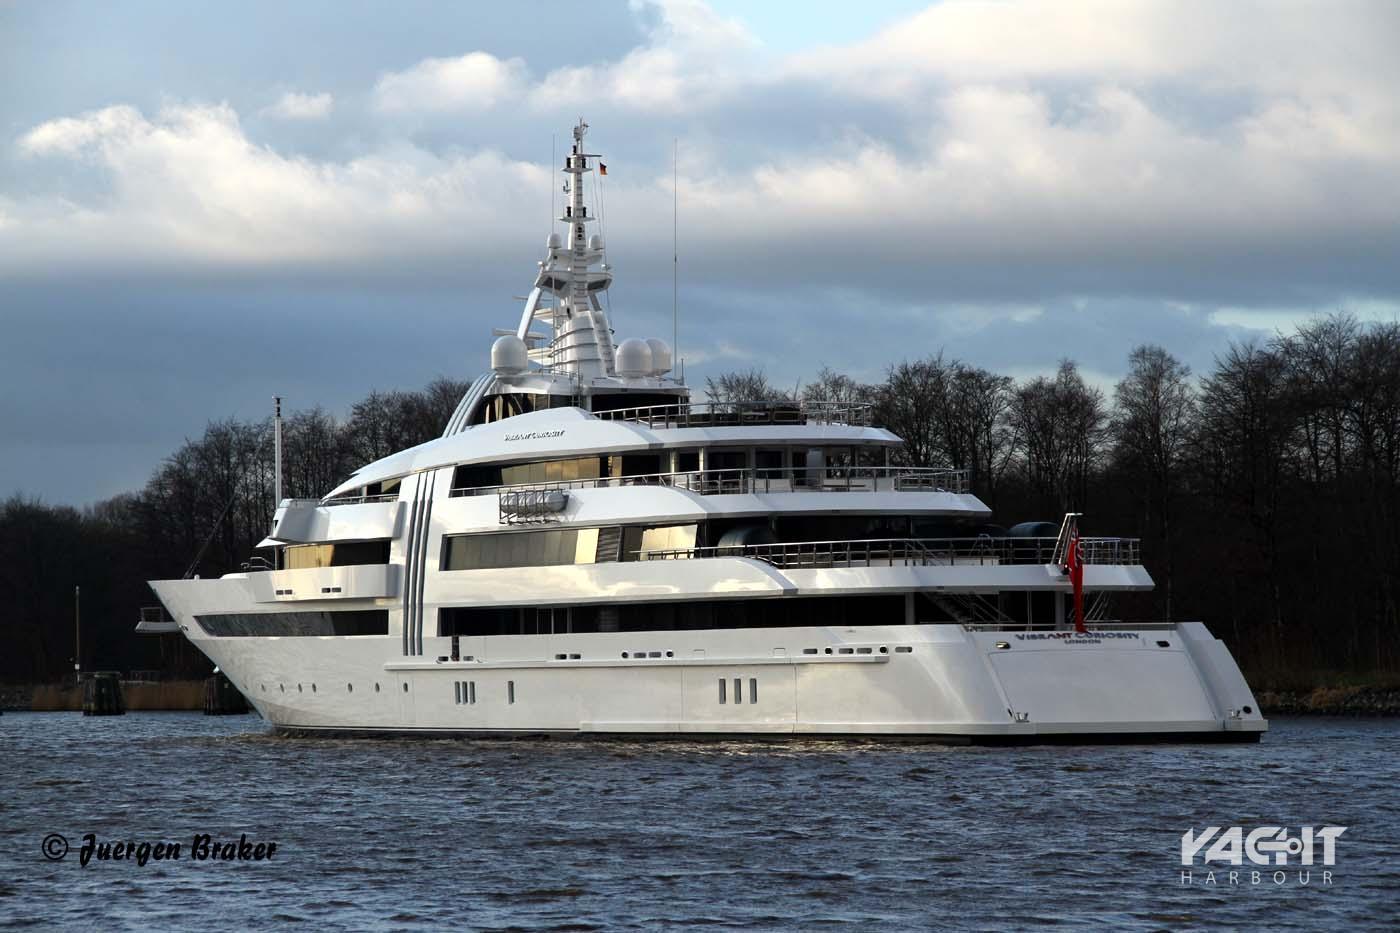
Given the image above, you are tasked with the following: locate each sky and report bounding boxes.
[2,0,1399,505]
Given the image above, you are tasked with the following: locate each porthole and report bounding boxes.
[311,683,317,693]
[298,684,303,693]
[260,684,266,692]
[621,652,629,658]
[279,684,285,692]
[1243,705,1254,715]
[374,683,381,693]
[879,646,888,654]
[824,647,833,654]
[402,683,409,693]
[347,683,353,693]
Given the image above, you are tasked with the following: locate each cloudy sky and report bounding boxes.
[3,0,1398,505]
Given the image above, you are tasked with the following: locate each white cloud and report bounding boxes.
[261,91,334,120]
[6,103,549,269]
[531,0,758,111]
[373,51,528,112]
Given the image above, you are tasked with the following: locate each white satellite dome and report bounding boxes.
[645,338,672,375]
[491,334,528,375]
[546,233,562,249]
[588,234,603,250]
[615,338,653,379]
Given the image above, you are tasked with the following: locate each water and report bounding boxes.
[2,714,1397,930]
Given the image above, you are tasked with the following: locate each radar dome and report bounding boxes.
[615,338,653,379]
[588,234,603,250]
[546,233,562,249]
[491,334,528,375]
[645,338,672,375]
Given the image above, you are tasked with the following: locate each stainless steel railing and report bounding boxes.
[595,399,874,429]
[448,465,971,498]
[319,493,400,507]
[636,536,1141,569]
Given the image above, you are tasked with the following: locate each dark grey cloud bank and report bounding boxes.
[2,0,1397,504]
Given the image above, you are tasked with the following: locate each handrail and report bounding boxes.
[319,493,400,507]
[636,536,1141,569]
[961,620,1176,632]
[595,399,873,429]
[450,465,970,498]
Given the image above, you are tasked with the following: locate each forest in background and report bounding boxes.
[3,313,1398,683]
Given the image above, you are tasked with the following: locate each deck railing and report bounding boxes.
[636,536,1141,569]
[449,465,970,498]
[595,399,873,429]
[319,493,400,507]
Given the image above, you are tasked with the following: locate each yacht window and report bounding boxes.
[755,449,785,478]
[501,456,603,487]
[637,524,698,557]
[718,679,726,703]
[676,450,700,473]
[284,540,390,570]
[734,678,743,703]
[750,678,758,702]
[708,449,747,471]
[193,610,389,637]
[508,681,515,704]
[607,453,663,477]
[442,528,600,570]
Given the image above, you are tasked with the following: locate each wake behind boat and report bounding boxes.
[149,121,1267,743]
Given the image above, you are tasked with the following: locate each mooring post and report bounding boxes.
[204,673,249,715]
[82,672,125,716]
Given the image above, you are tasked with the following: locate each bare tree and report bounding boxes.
[876,356,951,467]
[704,368,788,405]
[1012,360,1108,514]
[942,364,1017,502]
[1112,345,1195,617]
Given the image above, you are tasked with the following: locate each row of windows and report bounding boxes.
[439,596,905,638]
[195,610,389,637]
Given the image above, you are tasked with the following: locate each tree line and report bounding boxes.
[5,313,1398,682]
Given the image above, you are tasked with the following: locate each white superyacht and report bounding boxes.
[149,122,1267,743]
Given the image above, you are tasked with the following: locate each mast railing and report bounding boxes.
[449,465,970,498]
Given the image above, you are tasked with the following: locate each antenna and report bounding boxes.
[272,395,283,554]
[550,133,555,232]
[673,136,679,372]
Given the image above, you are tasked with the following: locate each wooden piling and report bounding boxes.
[82,672,125,716]
[203,673,248,715]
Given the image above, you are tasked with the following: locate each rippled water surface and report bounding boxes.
[2,713,1398,930]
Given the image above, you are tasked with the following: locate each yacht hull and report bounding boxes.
[151,579,1267,744]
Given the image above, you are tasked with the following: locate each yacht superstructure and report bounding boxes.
[149,122,1267,742]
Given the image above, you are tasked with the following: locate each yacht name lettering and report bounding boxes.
[77,833,277,866]
[1012,632,1141,643]
[503,429,566,442]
